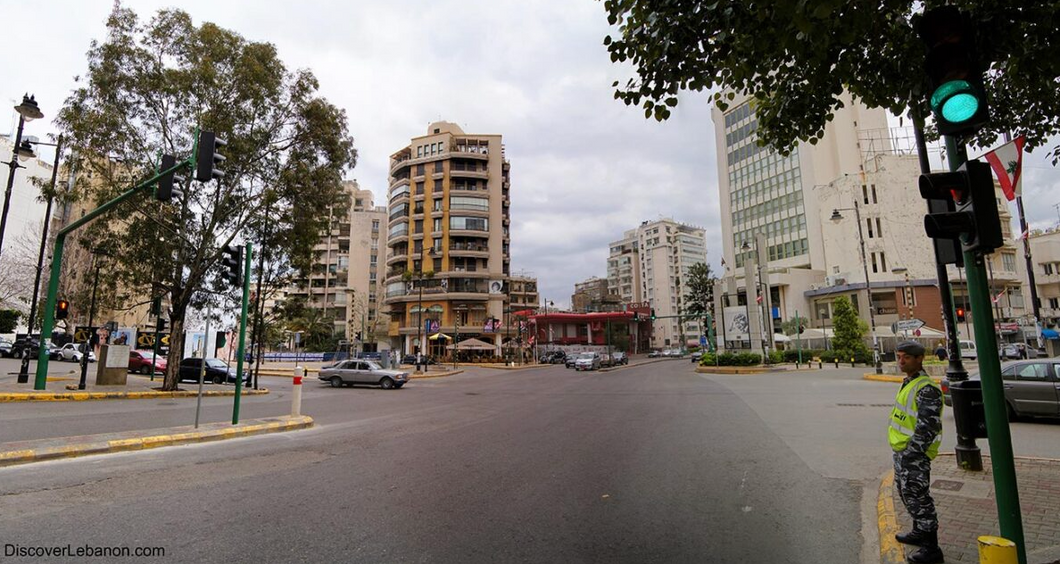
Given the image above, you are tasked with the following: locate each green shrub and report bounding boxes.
[699,352,716,366]
[767,350,783,364]
[734,352,762,366]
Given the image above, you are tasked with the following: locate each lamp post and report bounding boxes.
[17,135,64,384]
[2,95,44,259]
[830,201,884,373]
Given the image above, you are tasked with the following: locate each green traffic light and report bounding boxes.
[931,80,980,124]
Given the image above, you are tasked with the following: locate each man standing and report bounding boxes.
[890,341,944,564]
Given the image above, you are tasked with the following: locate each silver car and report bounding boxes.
[318,359,410,390]
[574,352,601,371]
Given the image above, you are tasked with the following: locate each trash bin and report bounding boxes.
[949,379,988,439]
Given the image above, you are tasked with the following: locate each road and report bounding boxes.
[3,361,1056,563]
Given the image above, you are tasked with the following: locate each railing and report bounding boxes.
[450,242,488,252]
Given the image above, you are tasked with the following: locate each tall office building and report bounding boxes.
[608,219,708,349]
[383,121,512,356]
[710,91,889,330]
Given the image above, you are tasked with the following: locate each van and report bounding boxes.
[959,340,977,360]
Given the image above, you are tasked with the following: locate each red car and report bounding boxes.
[129,350,167,374]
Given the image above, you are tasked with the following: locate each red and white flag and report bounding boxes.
[992,289,1006,304]
[984,136,1025,202]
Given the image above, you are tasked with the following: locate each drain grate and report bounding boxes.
[932,479,964,492]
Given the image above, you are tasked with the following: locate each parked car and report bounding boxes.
[129,350,167,374]
[611,351,628,366]
[958,339,977,360]
[401,354,438,366]
[355,351,384,361]
[56,343,97,363]
[565,354,580,369]
[647,350,662,358]
[574,352,602,371]
[598,352,615,368]
[0,338,13,358]
[540,350,566,364]
[12,337,42,359]
[178,358,248,385]
[1001,343,1041,360]
[318,359,409,390]
[941,360,1060,419]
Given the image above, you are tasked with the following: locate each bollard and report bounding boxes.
[818,361,823,369]
[850,357,855,368]
[977,536,1017,564]
[834,358,839,369]
[291,366,304,417]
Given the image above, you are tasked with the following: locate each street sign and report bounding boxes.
[893,318,926,333]
[914,329,922,337]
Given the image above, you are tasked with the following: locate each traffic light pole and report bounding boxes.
[946,136,1026,564]
[33,158,191,390]
[913,111,981,471]
[232,243,252,425]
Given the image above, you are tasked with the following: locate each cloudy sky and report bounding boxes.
[4,1,1058,308]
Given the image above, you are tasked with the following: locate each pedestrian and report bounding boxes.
[934,342,947,361]
[889,340,944,564]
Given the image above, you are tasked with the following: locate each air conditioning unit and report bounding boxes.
[825,276,847,287]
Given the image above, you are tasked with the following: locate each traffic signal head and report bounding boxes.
[221,245,243,287]
[157,318,166,333]
[56,299,70,320]
[650,308,656,321]
[215,330,227,349]
[919,160,1001,255]
[916,6,989,136]
[156,154,186,202]
[195,130,228,182]
[956,307,966,322]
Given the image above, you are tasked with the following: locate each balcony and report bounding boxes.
[1037,272,1060,286]
[389,175,410,190]
[387,253,408,266]
[452,146,490,160]
[450,162,489,180]
[389,158,412,176]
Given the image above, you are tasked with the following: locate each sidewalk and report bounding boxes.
[881,453,1060,564]
[0,371,268,402]
[0,415,313,468]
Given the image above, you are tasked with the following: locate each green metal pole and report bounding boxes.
[795,310,803,364]
[233,243,252,425]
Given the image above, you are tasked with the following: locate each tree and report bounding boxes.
[602,1,1060,161]
[0,310,21,334]
[781,316,808,337]
[831,295,869,360]
[56,4,357,390]
[683,262,715,340]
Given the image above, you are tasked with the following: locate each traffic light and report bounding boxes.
[916,6,989,136]
[156,154,186,202]
[220,245,243,287]
[956,307,966,322]
[196,130,228,182]
[919,160,1002,255]
[56,299,69,320]
[215,331,227,349]
[650,308,656,321]
[632,311,639,322]
[157,318,166,332]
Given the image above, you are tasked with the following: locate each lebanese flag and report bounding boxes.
[992,289,1006,304]
[984,136,1025,202]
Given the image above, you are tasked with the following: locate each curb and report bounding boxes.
[0,415,313,468]
[863,374,942,383]
[598,357,673,372]
[409,369,464,379]
[695,366,786,375]
[877,470,906,564]
[0,388,270,403]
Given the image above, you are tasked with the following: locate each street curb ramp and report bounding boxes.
[0,415,313,468]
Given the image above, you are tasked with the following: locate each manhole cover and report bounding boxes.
[932,479,964,492]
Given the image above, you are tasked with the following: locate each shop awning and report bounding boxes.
[1043,329,1059,340]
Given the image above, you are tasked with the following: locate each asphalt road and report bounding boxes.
[0,362,869,563]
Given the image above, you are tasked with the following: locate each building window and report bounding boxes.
[450,196,489,211]
[417,146,422,158]
[434,160,443,173]
[433,238,442,252]
[879,252,887,272]
[876,218,882,237]
[871,185,878,204]
[871,253,879,273]
[416,181,425,195]
[371,220,379,232]
[370,254,377,265]
[862,185,869,205]
[433,198,443,211]
[867,218,874,238]
[433,218,442,231]
[1002,252,1017,272]
[416,164,425,176]
[414,220,423,234]
[450,216,488,231]
[434,258,442,271]
[1045,264,1054,275]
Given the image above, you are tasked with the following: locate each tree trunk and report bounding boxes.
[162,315,185,391]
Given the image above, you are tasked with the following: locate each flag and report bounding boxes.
[1013,227,1030,244]
[992,289,1006,304]
[984,136,1025,201]
[755,295,762,303]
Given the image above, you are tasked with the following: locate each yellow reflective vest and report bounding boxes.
[888,374,943,459]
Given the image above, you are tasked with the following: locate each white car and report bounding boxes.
[57,343,96,363]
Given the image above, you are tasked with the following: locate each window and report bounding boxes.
[414,240,422,253]
[388,222,408,237]
[372,220,379,232]
[880,252,887,272]
[871,253,879,273]
[416,164,425,176]
[450,216,488,231]
[417,146,422,158]
[414,220,423,234]
[862,185,869,205]
[1016,364,1048,381]
[450,196,489,211]
[1051,298,1059,309]
[1046,264,1055,275]
[876,218,882,238]
[370,254,377,265]
[867,218,874,238]
[434,160,443,173]
[433,198,443,211]
[1002,252,1017,272]
[871,184,878,204]
[416,181,425,195]
[433,258,442,271]
[433,238,442,252]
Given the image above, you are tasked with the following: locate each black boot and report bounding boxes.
[906,531,944,564]
[895,529,929,546]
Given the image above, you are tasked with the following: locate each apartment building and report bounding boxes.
[509,273,539,313]
[607,234,641,304]
[571,276,622,312]
[608,219,707,349]
[285,180,359,339]
[383,121,512,357]
[346,183,389,350]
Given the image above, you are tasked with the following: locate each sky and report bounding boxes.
[3,1,1058,309]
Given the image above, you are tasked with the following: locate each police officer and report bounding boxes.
[890,341,944,563]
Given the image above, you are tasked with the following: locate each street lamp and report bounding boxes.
[17,135,65,384]
[830,201,884,374]
[2,95,44,259]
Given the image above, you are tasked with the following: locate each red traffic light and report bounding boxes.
[56,299,70,320]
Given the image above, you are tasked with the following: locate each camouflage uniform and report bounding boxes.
[893,369,943,533]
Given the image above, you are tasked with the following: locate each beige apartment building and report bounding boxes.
[383,121,513,357]
[608,219,708,349]
[508,273,539,313]
[345,184,389,350]
[571,276,622,312]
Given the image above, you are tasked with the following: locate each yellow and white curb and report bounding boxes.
[0,415,313,468]
[877,470,906,564]
[0,388,270,403]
